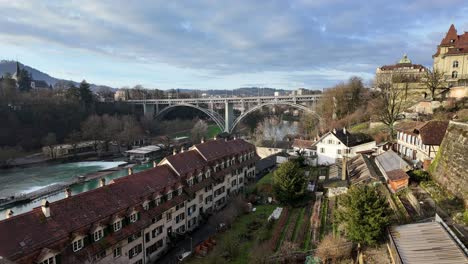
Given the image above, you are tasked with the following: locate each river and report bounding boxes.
[0,161,152,220]
[262,119,299,140]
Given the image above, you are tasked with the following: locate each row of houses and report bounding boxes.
[0,138,257,264]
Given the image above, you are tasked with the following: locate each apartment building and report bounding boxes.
[0,138,257,264]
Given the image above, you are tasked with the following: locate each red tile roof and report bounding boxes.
[396,121,448,145]
[386,169,409,181]
[193,139,254,162]
[434,24,468,56]
[164,150,207,176]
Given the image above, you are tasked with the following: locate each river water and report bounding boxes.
[262,120,299,140]
[0,161,152,220]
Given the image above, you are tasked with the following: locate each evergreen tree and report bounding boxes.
[336,185,390,246]
[79,80,94,106]
[66,83,81,101]
[273,161,306,204]
[17,68,32,92]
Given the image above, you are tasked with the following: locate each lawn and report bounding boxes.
[257,171,273,186]
[170,124,221,140]
[187,204,277,264]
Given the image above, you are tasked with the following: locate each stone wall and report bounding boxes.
[430,121,468,206]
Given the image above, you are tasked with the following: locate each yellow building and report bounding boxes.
[433,24,468,87]
[375,54,427,95]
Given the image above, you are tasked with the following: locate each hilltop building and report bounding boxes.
[375,54,427,93]
[433,24,468,87]
[0,138,257,264]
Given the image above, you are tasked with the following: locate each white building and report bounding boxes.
[313,128,376,165]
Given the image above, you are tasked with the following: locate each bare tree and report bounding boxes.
[81,114,103,152]
[422,68,447,99]
[316,234,352,263]
[371,77,408,139]
[65,130,82,157]
[191,119,208,143]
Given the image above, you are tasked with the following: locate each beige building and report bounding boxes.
[375,54,427,94]
[433,24,468,87]
[0,138,257,264]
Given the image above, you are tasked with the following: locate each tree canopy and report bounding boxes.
[336,185,390,246]
[273,160,307,204]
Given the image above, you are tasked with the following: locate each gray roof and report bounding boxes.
[389,222,468,264]
[375,150,409,172]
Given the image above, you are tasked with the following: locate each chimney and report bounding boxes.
[173,148,177,155]
[343,127,347,134]
[201,137,205,143]
[128,167,134,175]
[225,137,228,142]
[99,178,106,187]
[342,157,347,181]
[214,135,217,140]
[5,209,13,219]
[333,128,337,134]
[153,160,157,168]
[41,200,50,218]
[181,146,185,153]
[65,188,72,198]
[233,135,237,140]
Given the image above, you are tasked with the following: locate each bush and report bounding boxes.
[408,170,430,182]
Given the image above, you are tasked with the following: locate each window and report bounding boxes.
[231,179,237,186]
[143,202,149,211]
[320,148,325,153]
[39,256,55,264]
[187,177,193,186]
[167,191,172,200]
[188,205,196,216]
[113,220,122,232]
[453,60,459,68]
[452,71,458,78]
[127,232,142,243]
[166,212,172,222]
[199,194,203,203]
[152,225,163,238]
[94,229,104,241]
[155,197,161,206]
[205,170,211,178]
[128,244,143,259]
[176,202,184,211]
[337,149,342,155]
[72,238,84,252]
[113,247,121,258]
[175,212,185,223]
[205,195,213,204]
[130,213,138,223]
[327,139,334,144]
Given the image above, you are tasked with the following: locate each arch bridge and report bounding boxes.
[127,94,322,133]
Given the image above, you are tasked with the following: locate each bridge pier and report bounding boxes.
[143,103,155,118]
[224,101,234,133]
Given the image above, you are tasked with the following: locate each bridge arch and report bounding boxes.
[154,103,226,132]
[230,102,321,133]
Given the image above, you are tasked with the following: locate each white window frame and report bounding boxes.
[113,220,122,232]
[130,213,138,223]
[39,256,55,264]
[113,247,121,258]
[72,238,84,252]
[94,228,104,241]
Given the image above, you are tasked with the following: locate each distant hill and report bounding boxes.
[0,60,113,91]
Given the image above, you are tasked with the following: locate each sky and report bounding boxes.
[0,0,467,90]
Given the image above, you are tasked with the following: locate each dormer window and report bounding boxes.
[205,170,211,178]
[130,212,138,223]
[72,237,84,252]
[197,173,203,182]
[156,197,161,206]
[450,39,455,43]
[453,61,459,68]
[94,228,104,241]
[178,187,183,195]
[143,201,149,211]
[113,220,122,232]
[39,255,56,264]
[187,177,194,186]
[167,191,173,201]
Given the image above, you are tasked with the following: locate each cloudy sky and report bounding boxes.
[0,0,467,90]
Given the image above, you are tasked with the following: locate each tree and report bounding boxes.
[65,130,82,157]
[41,132,57,158]
[422,68,447,99]
[336,185,390,246]
[66,83,81,101]
[0,73,17,101]
[371,78,408,139]
[81,115,103,152]
[118,116,144,149]
[79,80,94,106]
[17,68,32,92]
[316,234,352,263]
[191,119,208,143]
[273,161,306,203]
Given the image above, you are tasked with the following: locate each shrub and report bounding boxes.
[408,170,430,182]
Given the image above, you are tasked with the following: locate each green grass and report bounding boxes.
[349,122,369,133]
[319,196,329,239]
[257,171,274,186]
[206,124,222,139]
[292,207,306,241]
[187,204,277,264]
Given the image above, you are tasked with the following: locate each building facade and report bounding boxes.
[396,121,449,169]
[0,138,257,264]
[433,24,468,87]
[313,128,376,165]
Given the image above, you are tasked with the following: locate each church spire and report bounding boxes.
[16,61,21,76]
